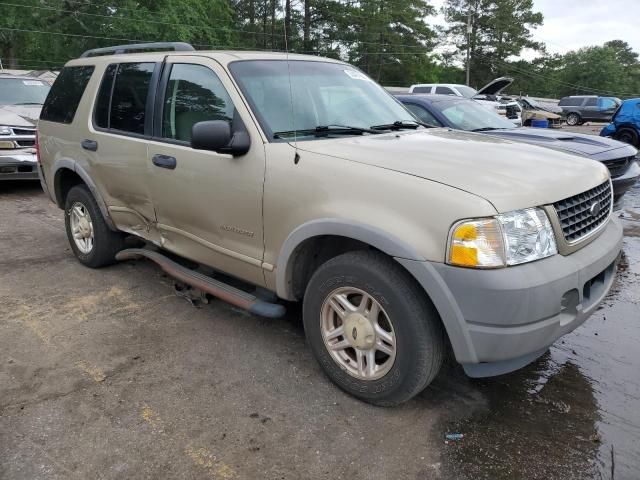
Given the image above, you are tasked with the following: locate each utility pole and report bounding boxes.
[465,10,472,86]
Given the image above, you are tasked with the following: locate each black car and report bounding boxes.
[397,94,639,208]
[558,95,620,126]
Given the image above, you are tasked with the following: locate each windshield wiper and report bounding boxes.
[471,127,500,132]
[273,124,382,139]
[370,120,431,130]
[13,102,43,106]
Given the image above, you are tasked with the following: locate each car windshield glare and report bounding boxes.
[229,60,416,139]
[439,99,516,131]
[0,78,51,106]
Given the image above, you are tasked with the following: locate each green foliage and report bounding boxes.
[442,0,544,87]
[1,0,640,98]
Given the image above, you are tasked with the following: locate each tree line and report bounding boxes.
[1,0,639,98]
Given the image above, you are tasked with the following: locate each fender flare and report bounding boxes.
[52,158,117,231]
[275,218,477,362]
[275,218,426,300]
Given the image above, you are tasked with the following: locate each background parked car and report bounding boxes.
[397,93,640,208]
[600,98,640,148]
[518,97,565,127]
[559,95,620,126]
[0,74,50,181]
[409,77,521,126]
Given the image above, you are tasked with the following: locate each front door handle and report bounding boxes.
[81,139,98,151]
[152,154,177,170]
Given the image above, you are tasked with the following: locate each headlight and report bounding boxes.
[448,208,557,268]
[0,126,11,135]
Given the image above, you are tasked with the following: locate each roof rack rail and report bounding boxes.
[80,42,195,58]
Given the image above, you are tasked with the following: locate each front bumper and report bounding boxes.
[398,217,623,377]
[0,151,38,180]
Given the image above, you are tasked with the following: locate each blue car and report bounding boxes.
[396,94,640,208]
[600,98,640,147]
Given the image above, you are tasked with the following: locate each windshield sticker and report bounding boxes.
[344,70,371,81]
[23,80,45,86]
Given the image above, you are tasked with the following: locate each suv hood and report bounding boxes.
[476,77,513,96]
[296,129,609,213]
[483,128,635,158]
[0,105,41,127]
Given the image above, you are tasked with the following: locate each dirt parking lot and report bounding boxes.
[1,177,639,479]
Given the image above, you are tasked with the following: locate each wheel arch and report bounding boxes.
[276,219,426,301]
[52,159,117,230]
[276,219,477,364]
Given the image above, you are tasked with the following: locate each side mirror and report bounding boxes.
[191,120,250,156]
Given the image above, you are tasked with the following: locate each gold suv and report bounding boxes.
[38,43,622,405]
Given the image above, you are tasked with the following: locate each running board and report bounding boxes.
[115,248,286,318]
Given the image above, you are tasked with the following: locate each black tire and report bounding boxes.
[566,112,581,126]
[303,250,444,406]
[614,127,639,147]
[64,184,125,268]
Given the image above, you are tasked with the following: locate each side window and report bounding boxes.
[435,86,455,95]
[94,64,117,129]
[110,63,155,135]
[585,97,598,107]
[600,98,616,109]
[41,66,94,124]
[162,64,235,142]
[405,103,442,127]
[412,86,431,93]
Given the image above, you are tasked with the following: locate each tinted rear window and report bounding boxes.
[412,86,431,93]
[41,66,95,124]
[94,64,117,129]
[109,63,155,135]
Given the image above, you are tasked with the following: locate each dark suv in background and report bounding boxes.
[559,95,620,126]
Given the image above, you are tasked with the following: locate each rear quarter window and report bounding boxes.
[41,66,95,124]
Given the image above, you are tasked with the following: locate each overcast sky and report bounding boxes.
[429,0,640,58]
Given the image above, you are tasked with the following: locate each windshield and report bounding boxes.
[0,78,50,106]
[436,99,516,131]
[456,85,478,98]
[229,60,416,140]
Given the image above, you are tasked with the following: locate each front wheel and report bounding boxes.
[566,112,581,126]
[303,250,444,406]
[64,184,125,267]
[614,127,639,147]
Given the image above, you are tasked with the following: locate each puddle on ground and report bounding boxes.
[438,184,640,480]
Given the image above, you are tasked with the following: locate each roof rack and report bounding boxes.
[80,42,195,58]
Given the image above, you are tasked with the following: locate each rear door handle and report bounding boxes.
[152,154,177,170]
[81,139,98,151]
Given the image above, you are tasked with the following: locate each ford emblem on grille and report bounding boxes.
[589,201,602,217]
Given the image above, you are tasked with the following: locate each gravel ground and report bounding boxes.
[1,176,639,480]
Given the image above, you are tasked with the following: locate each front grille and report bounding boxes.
[15,139,35,147]
[11,128,35,136]
[553,181,612,243]
[506,105,519,119]
[603,157,631,179]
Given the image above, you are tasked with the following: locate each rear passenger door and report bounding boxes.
[582,97,599,121]
[146,56,267,286]
[90,60,162,233]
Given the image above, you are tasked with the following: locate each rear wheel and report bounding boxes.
[64,184,125,267]
[566,112,581,126]
[614,127,639,147]
[303,250,444,406]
